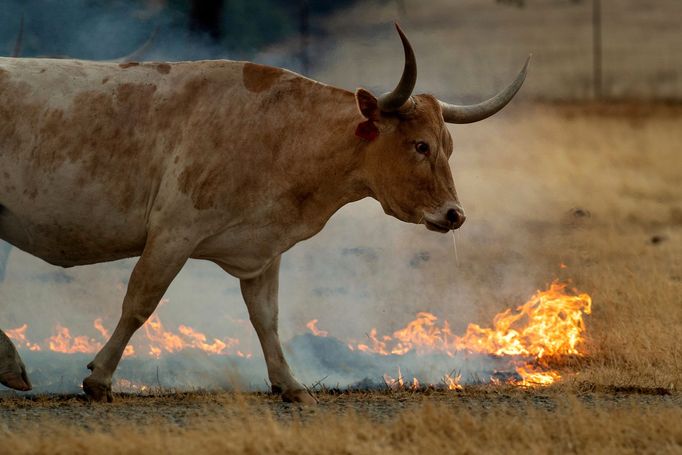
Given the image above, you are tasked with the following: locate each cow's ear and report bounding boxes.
[355,88,380,121]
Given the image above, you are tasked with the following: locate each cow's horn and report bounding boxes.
[377,23,417,112]
[440,55,531,124]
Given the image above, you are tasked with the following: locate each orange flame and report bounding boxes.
[8,281,589,388]
[443,372,463,390]
[6,324,41,351]
[454,282,592,358]
[48,325,103,354]
[93,318,110,339]
[306,319,328,337]
[515,366,561,386]
[348,281,591,386]
[7,314,249,359]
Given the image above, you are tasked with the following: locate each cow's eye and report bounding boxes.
[415,141,430,156]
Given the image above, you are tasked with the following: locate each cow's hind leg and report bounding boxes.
[83,233,191,402]
[239,256,316,405]
[0,329,31,391]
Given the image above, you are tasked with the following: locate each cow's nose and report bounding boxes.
[446,208,466,228]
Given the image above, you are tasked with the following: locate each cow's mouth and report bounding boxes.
[424,219,451,233]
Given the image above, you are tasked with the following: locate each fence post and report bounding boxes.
[592,0,602,99]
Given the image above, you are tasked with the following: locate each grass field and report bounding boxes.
[1,389,681,454]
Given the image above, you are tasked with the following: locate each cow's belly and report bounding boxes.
[0,206,148,267]
[0,161,150,267]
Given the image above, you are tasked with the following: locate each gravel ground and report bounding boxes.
[1,386,679,429]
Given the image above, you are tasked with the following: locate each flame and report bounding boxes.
[143,314,243,358]
[454,282,591,359]
[346,281,591,386]
[7,314,249,359]
[8,281,590,389]
[306,319,328,337]
[515,366,561,386]
[93,318,110,339]
[48,325,103,354]
[143,314,191,357]
[383,367,422,391]
[178,324,239,355]
[443,372,463,390]
[383,367,405,390]
[6,324,41,351]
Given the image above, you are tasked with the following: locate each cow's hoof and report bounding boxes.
[281,388,317,405]
[0,371,32,391]
[83,376,113,403]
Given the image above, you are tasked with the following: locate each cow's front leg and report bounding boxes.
[83,233,191,402]
[240,256,316,404]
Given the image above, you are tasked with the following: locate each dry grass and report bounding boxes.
[1,393,681,455]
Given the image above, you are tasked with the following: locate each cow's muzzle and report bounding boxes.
[423,206,466,232]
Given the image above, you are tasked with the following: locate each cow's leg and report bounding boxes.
[83,234,191,402]
[239,256,316,404]
[0,329,31,391]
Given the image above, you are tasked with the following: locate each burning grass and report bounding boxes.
[341,280,592,387]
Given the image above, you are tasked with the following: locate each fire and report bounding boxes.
[5,324,41,351]
[454,282,592,359]
[443,372,463,390]
[383,368,404,390]
[7,313,250,359]
[143,314,189,357]
[345,281,591,387]
[8,280,590,390]
[515,366,561,386]
[383,367,421,391]
[142,314,242,358]
[48,325,102,354]
[178,324,239,355]
[306,319,328,337]
[93,318,110,338]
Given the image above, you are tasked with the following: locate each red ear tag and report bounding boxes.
[355,120,379,142]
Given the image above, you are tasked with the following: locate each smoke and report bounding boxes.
[0,1,580,393]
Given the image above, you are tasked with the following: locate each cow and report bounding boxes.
[0,25,528,403]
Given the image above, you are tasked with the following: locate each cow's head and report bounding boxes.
[356,25,530,233]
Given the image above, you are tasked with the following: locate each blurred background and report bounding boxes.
[2,0,680,99]
[0,1,680,391]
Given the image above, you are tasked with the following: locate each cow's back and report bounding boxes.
[0,58,247,265]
